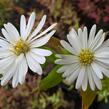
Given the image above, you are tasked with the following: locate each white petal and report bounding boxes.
[95,51,109,58]
[26,12,36,37]
[102,69,109,77]
[57,65,70,73]
[0,50,14,58]
[4,23,19,42]
[55,56,78,64]
[82,68,88,91]
[17,54,28,84]
[30,30,56,48]
[66,67,80,84]
[95,47,109,54]
[1,28,14,43]
[62,63,79,77]
[12,67,19,88]
[1,63,17,86]
[93,33,105,51]
[55,54,78,65]
[91,62,103,79]
[88,24,96,45]
[67,29,81,52]
[102,38,109,47]
[29,15,46,40]
[20,15,26,40]
[0,39,11,49]
[26,52,42,75]
[31,48,52,56]
[82,27,88,48]
[90,29,103,50]
[31,23,57,41]
[77,28,83,47]
[76,67,85,89]
[7,23,20,41]
[60,40,76,54]
[96,58,109,64]
[29,52,46,64]
[88,66,95,91]
[93,61,109,77]
[91,70,102,90]
[0,55,16,70]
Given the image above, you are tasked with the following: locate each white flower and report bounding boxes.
[0,12,57,88]
[55,24,109,91]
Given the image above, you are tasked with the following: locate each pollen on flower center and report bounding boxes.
[79,49,94,65]
[14,39,30,55]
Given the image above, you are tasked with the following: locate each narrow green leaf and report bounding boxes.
[81,88,97,109]
[39,65,62,91]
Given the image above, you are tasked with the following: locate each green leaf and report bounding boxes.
[81,88,97,109]
[39,65,63,91]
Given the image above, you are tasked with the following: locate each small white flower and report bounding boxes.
[55,24,109,91]
[0,12,57,88]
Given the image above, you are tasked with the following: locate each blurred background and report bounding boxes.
[0,0,109,109]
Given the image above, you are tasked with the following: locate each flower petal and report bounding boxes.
[29,15,46,40]
[90,29,103,50]
[31,48,52,56]
[0,39,11,49]
[12,67,19,88]
[88,24,96,45]
[88,66,95,91]
[17,54,28,84]
[66,67,80,84]
[91,62,103,79]
[62,63,79,77]
[30,30,56,48]
[67,28,81,52]
[20,15,26,40]
[4,23,19,42]
[82,27,88,48]
[82,68,88,91]
[1,63,17,86]
[26,52,42,75]
[57,65,70,73]
[76,67,85,89]
[29,52,46,64]
[7,23,20,41]
[0,55,16,70]
[91,69,102,90]
[31,23,57,41]
[25,12,35,37]
[1,28,14,43]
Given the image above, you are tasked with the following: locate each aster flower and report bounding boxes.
[55,24,109,91]
[0,12,57,88]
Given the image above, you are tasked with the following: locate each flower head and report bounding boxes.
[55,24,109,91]
[0,12,57,88]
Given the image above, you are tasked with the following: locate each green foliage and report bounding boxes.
[0,0,13,27]
[39,66,63,91]
[31,90,63,109]
[98,78,109,103]
[51,0,63,19]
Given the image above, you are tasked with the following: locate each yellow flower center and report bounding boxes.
[79,49,94,65]
[14,39,30,55]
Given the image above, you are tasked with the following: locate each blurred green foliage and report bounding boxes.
[31,89,64,109]
[0,0,13,27]
[98,78,109,103]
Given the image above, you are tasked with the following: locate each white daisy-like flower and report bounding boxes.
[55,24,109,91]
[0,12,57,88]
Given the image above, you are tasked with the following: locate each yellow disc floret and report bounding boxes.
[79,49,94,66]
[14,39,30,55]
